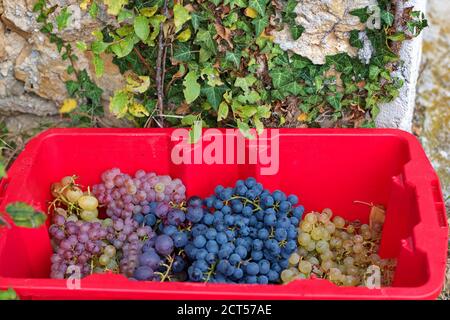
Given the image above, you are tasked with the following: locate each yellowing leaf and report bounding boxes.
[244,7,258,18]
[129,103,150,117]
[80,0,91,10]
[177,28,192,42]
[126,75,150,93]
[103,0,128,16]
[110,90,129,118]
[174,4,191,32]
[140,6,158,17]
[60,99,77,113]
[297,113,308,122]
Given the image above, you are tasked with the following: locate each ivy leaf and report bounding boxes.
[183,71,201,103]
[381,10,394,27]
[91,40,109,54]
[104,0,128,16]
[173,43,193,62]
[92,54,104,77]
[65,80,80,96]
[189,120,202,144]
[126,75,150,93]
[201,85,227,110]
[129,103,150,117]
[237,120,255,139]
[134,16,150,41]
[60,98,77,113]
[290,25,304,40]
[76,41,88,51]
[326,53,353,74]
[174,4,191,32]
[140,6,158,17]
[225,51,241,68]
[249,0,269,17]
[191,12,205,31]
[269,68,292,88]
[217,102,229,121]
[110,34,138,58]
[177,28,192,42]
[253,116,264,134]
[110,90,129,118]
[6,202,47,228]
[349,30,363,49]
[326,93,343,110]
[56,7,71,31]
[387,32,406,41]
[350,7,369,23]
[89,2,99,18]
[235,75,257,93]
[0,162,6,178]
[195,28,217,54]
[252,16,269,36]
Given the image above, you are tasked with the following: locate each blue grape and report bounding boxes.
[287,195,298,205]
[279,201,291,213]
[134,266,154,281]
[235,245,247,259]
[202,213,214,225]
[188,266,204,282]
[233,268,244,280]
[244,177,257,188]
[139,251,161,269]
[134,213,144,224]
[155,234,174,256]
[193,235,207,248]
[205,196,215,208]
[206,240,219,253]
[167,209,185,225]
[263,213,277,226]
[229,253,241,265]
[252,239,263,251]
[245,276,257,284]
[217,260,230,274]
[231,201,243,213]
[205,228,217,240]
[172,256,186,273]
[268,270,279,282]
[205,252,217,264]
[236,185,247,196]
[187,196,203,208]
[163,225,178,236]
[216,232,227,245]
[258,275,269,284]
[186,206,204,223]
[194,259,209,272]
[258,260,270,274]
[213,199,224,210]
[224,214,234,226]
[258,228,269,240]
[262,195,274,207]
[272,190,285,202]
[173,231,188,248]
[214,185,224,195]
[144,214,157,226]
[225,229,235,240]
[251,250,263,261]
[221,205,232,215]
[192,224,207,237]
[196,248,208,260]
[275,228,287,241]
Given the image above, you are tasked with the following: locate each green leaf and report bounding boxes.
[173,43,193,62]
[253,116,264,134]
[110,34,138,58]
[326,53,353,74]
[349,30,363,49]
[6,202,47,228]
[217,102,229,121]
[183,71,201,104]
[65,80,80,96]
[369,65,380,80]
[56,7,71,31]
[191,12,205,31]
[91,40,109,54]
[225,51,241,68]
[93,54,104,77]
[235,75,257,93]
[350,7,369,23]
[269,68,292,88]
[174,4,191,32]
[110,90,129,117]
[201,85,228,110]
[387,32,406,41]
[118,9,134,22]
[0,161,6,178]
[252,16,269,36]
[290,25,304,40]
[195,28,217,54]
[249,0,269,17]
[134,15,150,41]
[89,2,99,18]
[237,120,255,139]
[0,288,19,300]
[189,120,202,144]
[381,10,394,26]
[326,93,343,110]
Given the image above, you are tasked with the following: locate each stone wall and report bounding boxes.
[0,0,124,132]
[0,0,426,133]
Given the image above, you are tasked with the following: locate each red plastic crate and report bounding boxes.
[0,128,447,299]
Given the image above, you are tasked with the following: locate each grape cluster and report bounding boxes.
[49,214,109,279]
[184,178,304,284]
[91,168,186,277]
[281,208,395,286]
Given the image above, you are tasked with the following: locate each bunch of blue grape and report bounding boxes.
[184,178,304,284]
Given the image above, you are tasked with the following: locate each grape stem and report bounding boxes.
[156,254,174,282]
[204,262,216,283]
[229,196,262,211]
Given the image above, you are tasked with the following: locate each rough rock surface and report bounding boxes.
[273,0,377,64]
[0,0,123,126]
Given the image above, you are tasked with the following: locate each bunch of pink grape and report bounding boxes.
[49,214,109,279]
[92,168,186,277]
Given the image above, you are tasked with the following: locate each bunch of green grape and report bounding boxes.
[281,209,395,287]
